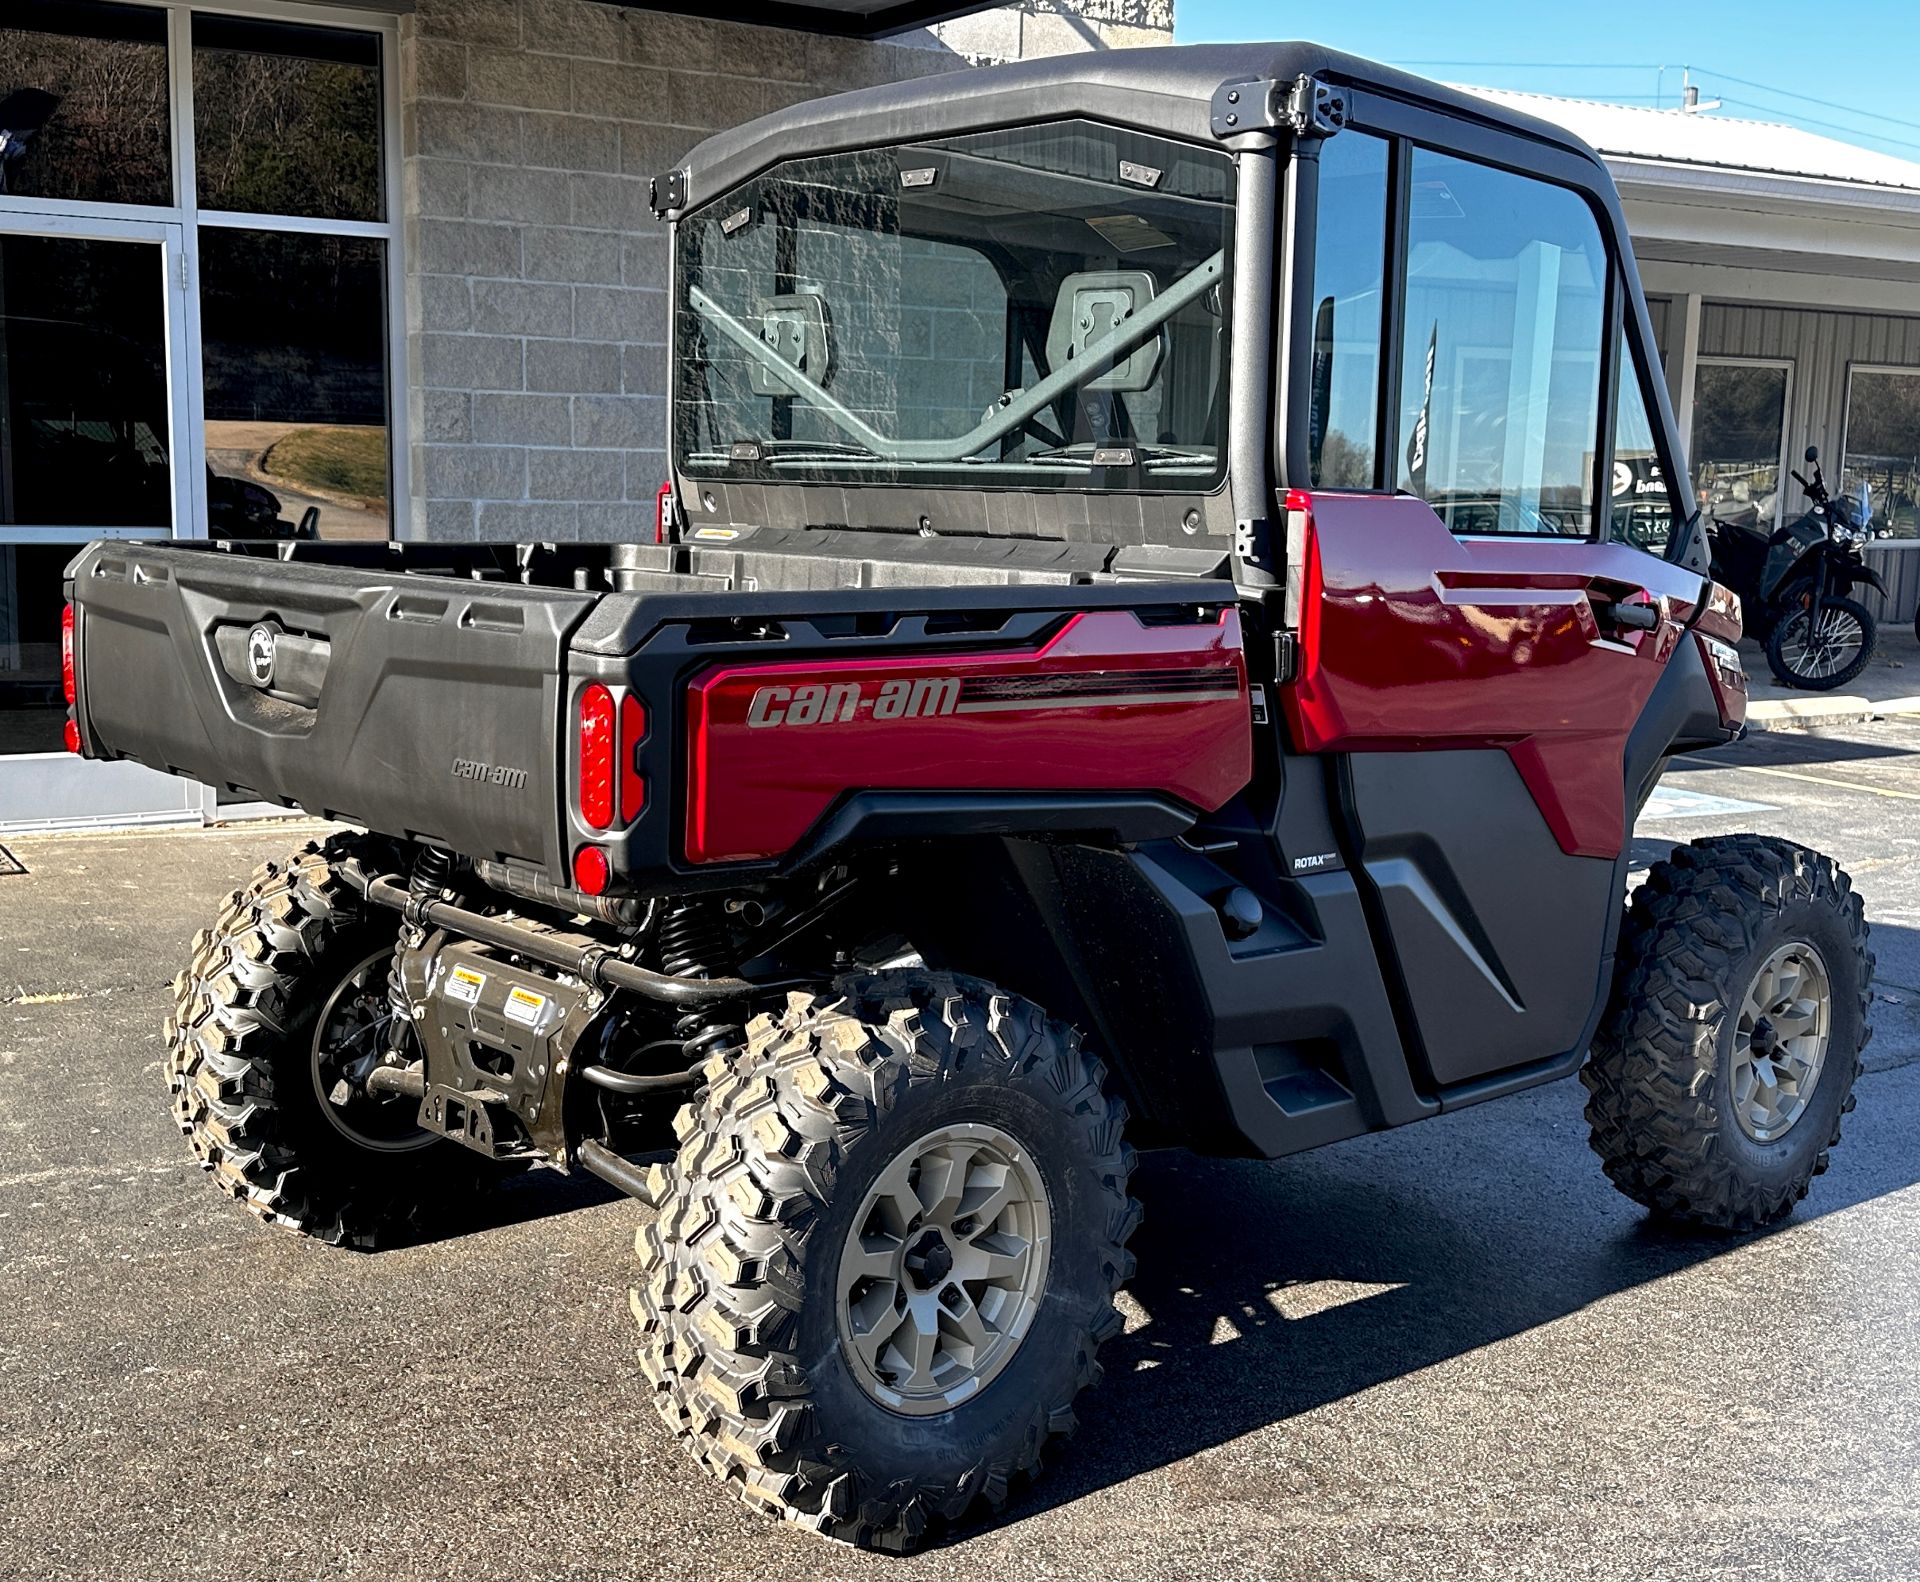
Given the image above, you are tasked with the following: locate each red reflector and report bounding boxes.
[61,604,76,706]
[619,694,647,822]
[572,844,611,896]
[64,717,81,755]
[655,481,675,546]
[578,682,615,831]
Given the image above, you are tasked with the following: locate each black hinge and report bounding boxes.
[1273,632,1298,685]
[649,168,686,217]
[1285,75,1349,140]
[1210,74,1348,141]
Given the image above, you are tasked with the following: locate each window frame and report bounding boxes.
[1284,89,1700,564]
[1689,354,1794,535]
[0,0,406,546]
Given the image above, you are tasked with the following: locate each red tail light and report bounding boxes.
[656,481,676,545]
[572,844,611,896]
[578,682,615,831]
[61,604,76,705]
[619,694,647,822]
[64,718,82,754]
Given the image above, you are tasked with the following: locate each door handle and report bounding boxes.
[1593,599,1660,633]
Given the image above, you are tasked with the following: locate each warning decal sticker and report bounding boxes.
[503,985,549,1026]
[445,965,487,1005]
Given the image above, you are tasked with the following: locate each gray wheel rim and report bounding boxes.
[310,947,435,1153]
[1778,604,1863,680]
[1731,941,1832,1143]
[835,1121,1052,1416]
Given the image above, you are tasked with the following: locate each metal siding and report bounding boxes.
[1695,299,1920,622]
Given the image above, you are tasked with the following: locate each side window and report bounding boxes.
[1607,329,1680,551]
[1396,150,1608,537]
[1308,131,1390,487]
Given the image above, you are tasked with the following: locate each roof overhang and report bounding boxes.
[585,0,1000,39]
[1610,156,1920,291]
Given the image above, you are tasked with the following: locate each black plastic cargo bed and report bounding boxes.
[67,542,595,870]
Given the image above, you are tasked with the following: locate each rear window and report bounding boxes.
[672,121,1236,495]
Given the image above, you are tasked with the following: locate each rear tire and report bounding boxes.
[632,971,1139,1551]
[1583,835,1872,1232]
[165,833,500,1248]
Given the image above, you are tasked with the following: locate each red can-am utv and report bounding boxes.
[64,43,1871,1551]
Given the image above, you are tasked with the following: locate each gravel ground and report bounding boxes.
[3,726,1919,1581]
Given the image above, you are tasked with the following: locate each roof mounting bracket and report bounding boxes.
[649,168,687,218]
[1210,78,1280,139]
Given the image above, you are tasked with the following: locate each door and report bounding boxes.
[1285,137,1699,1090]
[0,210,201,829]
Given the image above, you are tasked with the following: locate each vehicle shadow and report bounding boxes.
[391,1162,628,1248]
[1666,729,1919,772]
[980,1063,1919,1538]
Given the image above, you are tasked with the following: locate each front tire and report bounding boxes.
[1765,587,1874,690]
[632,972,1139,1551]
[165,834,500,1247]
[1583,836,1872,1232]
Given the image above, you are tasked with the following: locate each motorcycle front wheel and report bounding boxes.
[1766,588,1875,691]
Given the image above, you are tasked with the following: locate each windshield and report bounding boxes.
[672,121,1236,494]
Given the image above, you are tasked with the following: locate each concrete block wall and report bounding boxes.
[397,0,1174,542]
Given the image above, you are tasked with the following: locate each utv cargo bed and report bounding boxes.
[69,542,595,868]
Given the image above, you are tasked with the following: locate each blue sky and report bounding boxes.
[1174,1,1920,164]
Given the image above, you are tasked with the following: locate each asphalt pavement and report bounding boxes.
[3,728,1919,1581]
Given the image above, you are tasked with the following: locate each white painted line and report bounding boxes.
[1678,756,1920,802]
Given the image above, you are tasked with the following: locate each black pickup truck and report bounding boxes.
[66,43,1870,1553]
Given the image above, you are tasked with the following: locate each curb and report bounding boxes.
[1747,693,1920,732]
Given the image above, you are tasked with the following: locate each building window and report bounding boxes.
[200,229,392,538]
[1394,150,1608,536]
[1843,366,1920,539]
[191,15,383,223]
[1691,360,1789,534]
[0,0,172,208]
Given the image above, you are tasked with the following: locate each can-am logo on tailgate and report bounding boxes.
[452,757,528,790]
[747,677,960,728]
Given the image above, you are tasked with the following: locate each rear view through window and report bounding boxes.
[672,122,1235,494]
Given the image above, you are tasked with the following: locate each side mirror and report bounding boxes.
[1804,445,1820,464]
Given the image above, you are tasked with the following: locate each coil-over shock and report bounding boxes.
[384,847,454,1059]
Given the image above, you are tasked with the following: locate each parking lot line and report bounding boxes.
[1678,756,1920,802]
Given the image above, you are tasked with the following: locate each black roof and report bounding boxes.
[674,41,1608,210]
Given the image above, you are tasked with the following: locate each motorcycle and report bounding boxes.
[1707,445,1884,691]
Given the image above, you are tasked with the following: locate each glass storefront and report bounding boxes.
[0,1,398,827]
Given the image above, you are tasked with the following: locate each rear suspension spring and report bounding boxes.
[656,899,732,979]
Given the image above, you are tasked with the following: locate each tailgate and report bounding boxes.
[68,543,595,870]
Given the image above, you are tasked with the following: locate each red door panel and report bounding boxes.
[1280,491,1705,859]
